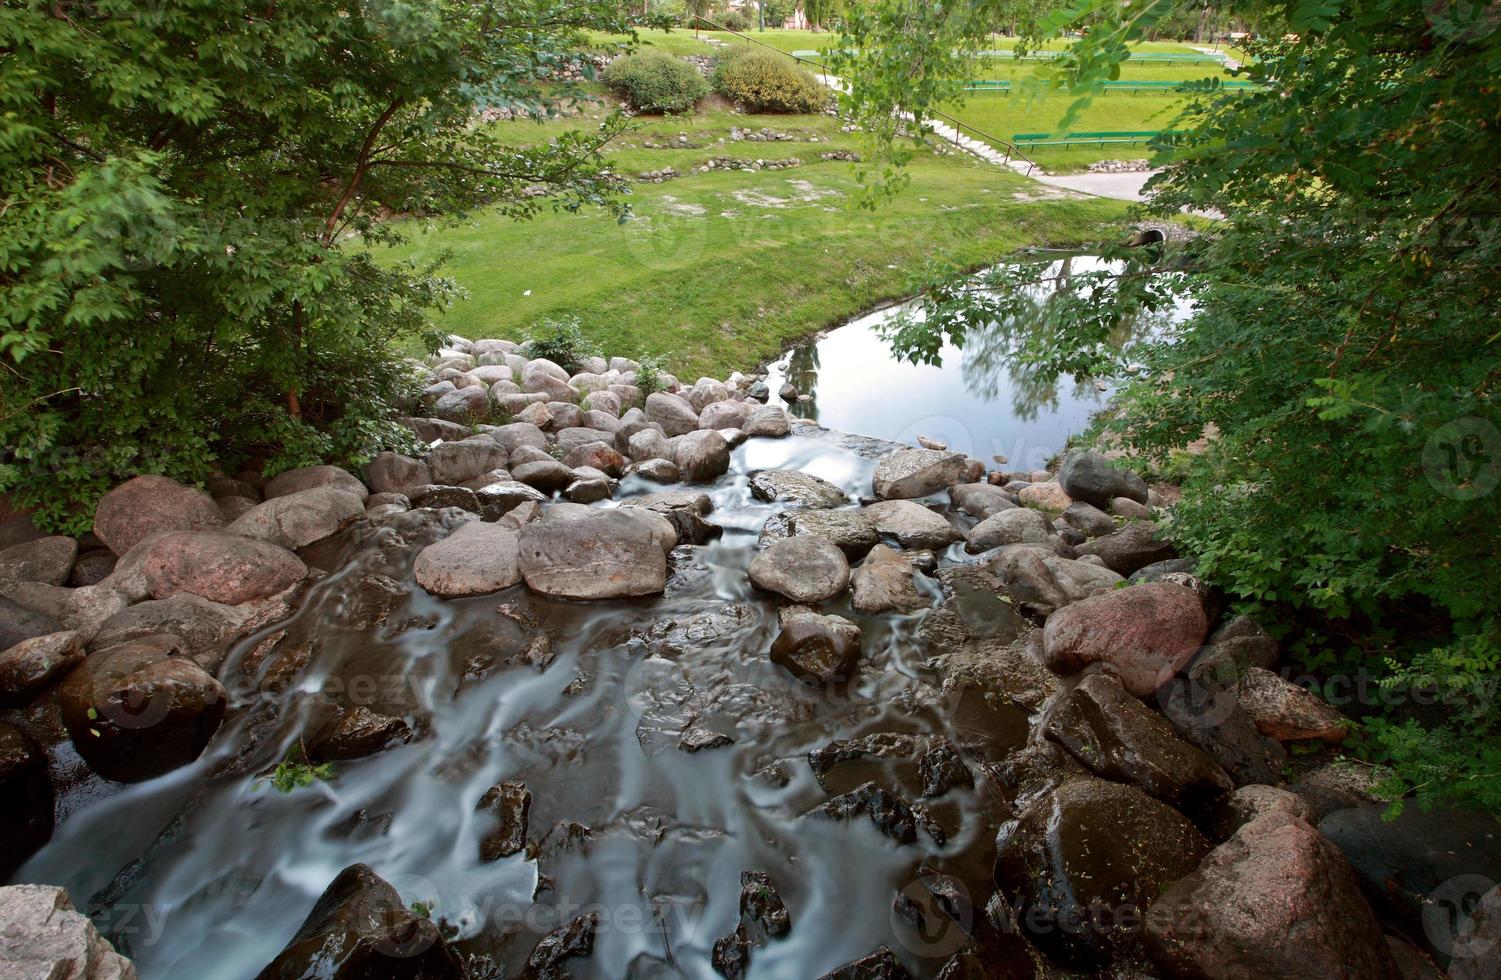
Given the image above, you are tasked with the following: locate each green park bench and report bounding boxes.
[962,79,1255,93]
[1010,130,1186,147]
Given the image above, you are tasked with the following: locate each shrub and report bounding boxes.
[602,52,709,114]
[524,316,601,374]
[717,9,752,31]
[635,353,670,396]
[711,49,830,114]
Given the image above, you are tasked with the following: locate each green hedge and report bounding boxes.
[603,51,708,114]
[711,48,830,114]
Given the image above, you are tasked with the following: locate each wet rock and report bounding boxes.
[748,469,849,508]
[68,549,117,587]
[1016,481,1071,512]
[59,638,228,782]
[760,509,878,561]
[0,884,136,979]
[1075,520,1177,575]
[863,500,963,550]
[512,459,576,494]
[808,732,921,787]
[712,925,752,979]
[737,869,791,939]
[1210,784,1314,839]
[255,864,463,979]
[138,530,306,605]
[1235,667,1349,742]
[405,485,482,514]
[770,606,861,685]
[477,780,531,861]
[871,448,970,499]
[815,945,912,979]
[744,406,791,438]
[310,706,411,762]
[680,728,734,752]
[645,391,700,436]
[620,492,719,546]
[475,480,547,520]
[264,464,369,502]
[987,544,1122,616]
[851,544,928,614]
[528,912,598,977]
[226,486,365,550]
[995,775,1210,967]
[642,604,754,658]
[808,781,918,845]
[1145,811,1398,980]
[413,522,522,598]
[93,475,222,555]
[749,536,850,603]
[627,427,674,463]
[1188,614,1278,685]
[0,630,85,707]
[918,743,970,797]
[1060,501,1115,537]
[0,594,64,650]
[1046,673,1231,810]
[1157,675,1288,786]
[518,512,667,599]
[0,725,54,876]
[1447,883,1501,980]
[0,535,78,592]
[1057,450,1149,507]
[564,470,612,503]
[671,429,731,483]
[1042,582,1209,696]
[965,508,1053,552]
[948,482,1017,519]
[631,458,680,483]
[1126,556,1197,583]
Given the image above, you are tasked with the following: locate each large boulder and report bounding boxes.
[0,536,78,592]
[0,884,136,979]
[1042,582,1209,696]
[1189,615,1279,683]
[645,391,700,436]
[1057,450,1149,508]
[413,522,522,598]
[264,464,369,502]
[1157,675,1289,787]
[759,508,879,561]
[430,384,491,423]
[487,421,549,454]
[140,531,306,605]
[1061,501,1115,538]
[1235,667,1349,742]
[994,776,1210,967]
[1046,673,1231,810]
[1017,481,1072,512]
[987,545,1122,616]
[671,429,731,483]
[0,594,64,650]
[748,469,849,508]
[0,630,85,707]
[700,399,752,430]
[562,442,626,477]
[9,582,129,643]
[256,864,463,980]
[1075,521,1177,575]
[851,544,928,614]
[862,500,963,550]
[949,482,1017,519]
[226,487,365,550]
[426,441,509,486]
[627,427,674,463]
[770,606,861,686]
[1145,811,1398,979]
[512,458,575,494]
[59,638,228,782]
[965,508,1053,552]
[743,406,791,438]
[0,725,54,877]
[872,448,970,499]
[93,475,222,555]
[517,512,667,599]
[748,536,850,603]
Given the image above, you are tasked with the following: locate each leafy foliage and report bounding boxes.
[603,50,711,113]
[841,0,1501,812]
[634,352,671,396]
[259,745,335,794]
[523,315,602,373]
[0,0,638,532]
[711,48,832,113]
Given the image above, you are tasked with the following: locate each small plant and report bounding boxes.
[410,900,436,919]
[523,315,601,374]
[602,51,709,114]
[258,744,335,794]
[635,352,670,396]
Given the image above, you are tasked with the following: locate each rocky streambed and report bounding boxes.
[1,336,1494,979]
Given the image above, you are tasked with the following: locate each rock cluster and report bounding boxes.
[694,156,802,174]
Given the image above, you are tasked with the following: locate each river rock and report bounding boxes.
[543,402,584,432]
[872,448,970,499]
[645,391,700,436]
[851,544,928,614]
[1061,501,1115,537]
[405,485,481,514]
[1075,520,1177,575]
[59,638,228,782]
[631,458,680,483]
[749,536,850,602]
[310,705,411,761]
[528,913,598,977]
[1189,615,1279,684]
[1043,582,1209,696]
[1046,673,1231,810]
[1157,674,1289,786]
[995,775,1210,967]
[431,384,491,423]
[93,475,223,555]
[226,486,365,550]
[140,531,306,605]
[987,545,1123,616]
[413,522,521,598]
[863,500,963,550]
[0,594,64,650]
[965,508,1053,552]
[554,426,617,453]
[700,400,752,430]
[744,406,791,438]
[1145,811,1398,979]
[0,536,78,592]
[671,429,731,483]
[255,864,463,979]
[0,884,136,979]
[627,427,674,463]
[562,441,626,477]
[1211,784,1315,839]
[487,421,549,454]
[68,550,117,588]
[815,946,911,980]
[770,606,862,685]
[1235,667,1349,742]
[749,469,849,509]
[397,415,470,443]
[1111,496,1151,519]
[1017,481,1072,512]
[426,441,509,486]
[511,459,575,494]
[808,781,917,844]
[478,780,532,861]
[518,512,667,598]
[0,725,54,877]
[0,630,85,707]
[760,509,878,560]
[948,482,1017,519]
[264,464,369,502]
[1058,450,1149,507]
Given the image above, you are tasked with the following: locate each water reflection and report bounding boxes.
[764,255,1189,469]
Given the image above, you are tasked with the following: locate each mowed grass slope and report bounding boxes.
[383,106,1127,379]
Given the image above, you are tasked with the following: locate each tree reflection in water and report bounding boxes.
[782,340,821,419]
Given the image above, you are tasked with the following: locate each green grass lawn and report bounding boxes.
[383,106,1127,379]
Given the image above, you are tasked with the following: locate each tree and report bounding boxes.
[0,0,643,531]
[834,0,1501,813]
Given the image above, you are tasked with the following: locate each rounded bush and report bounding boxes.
[710,49,831,114]
[603,51,709,114]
